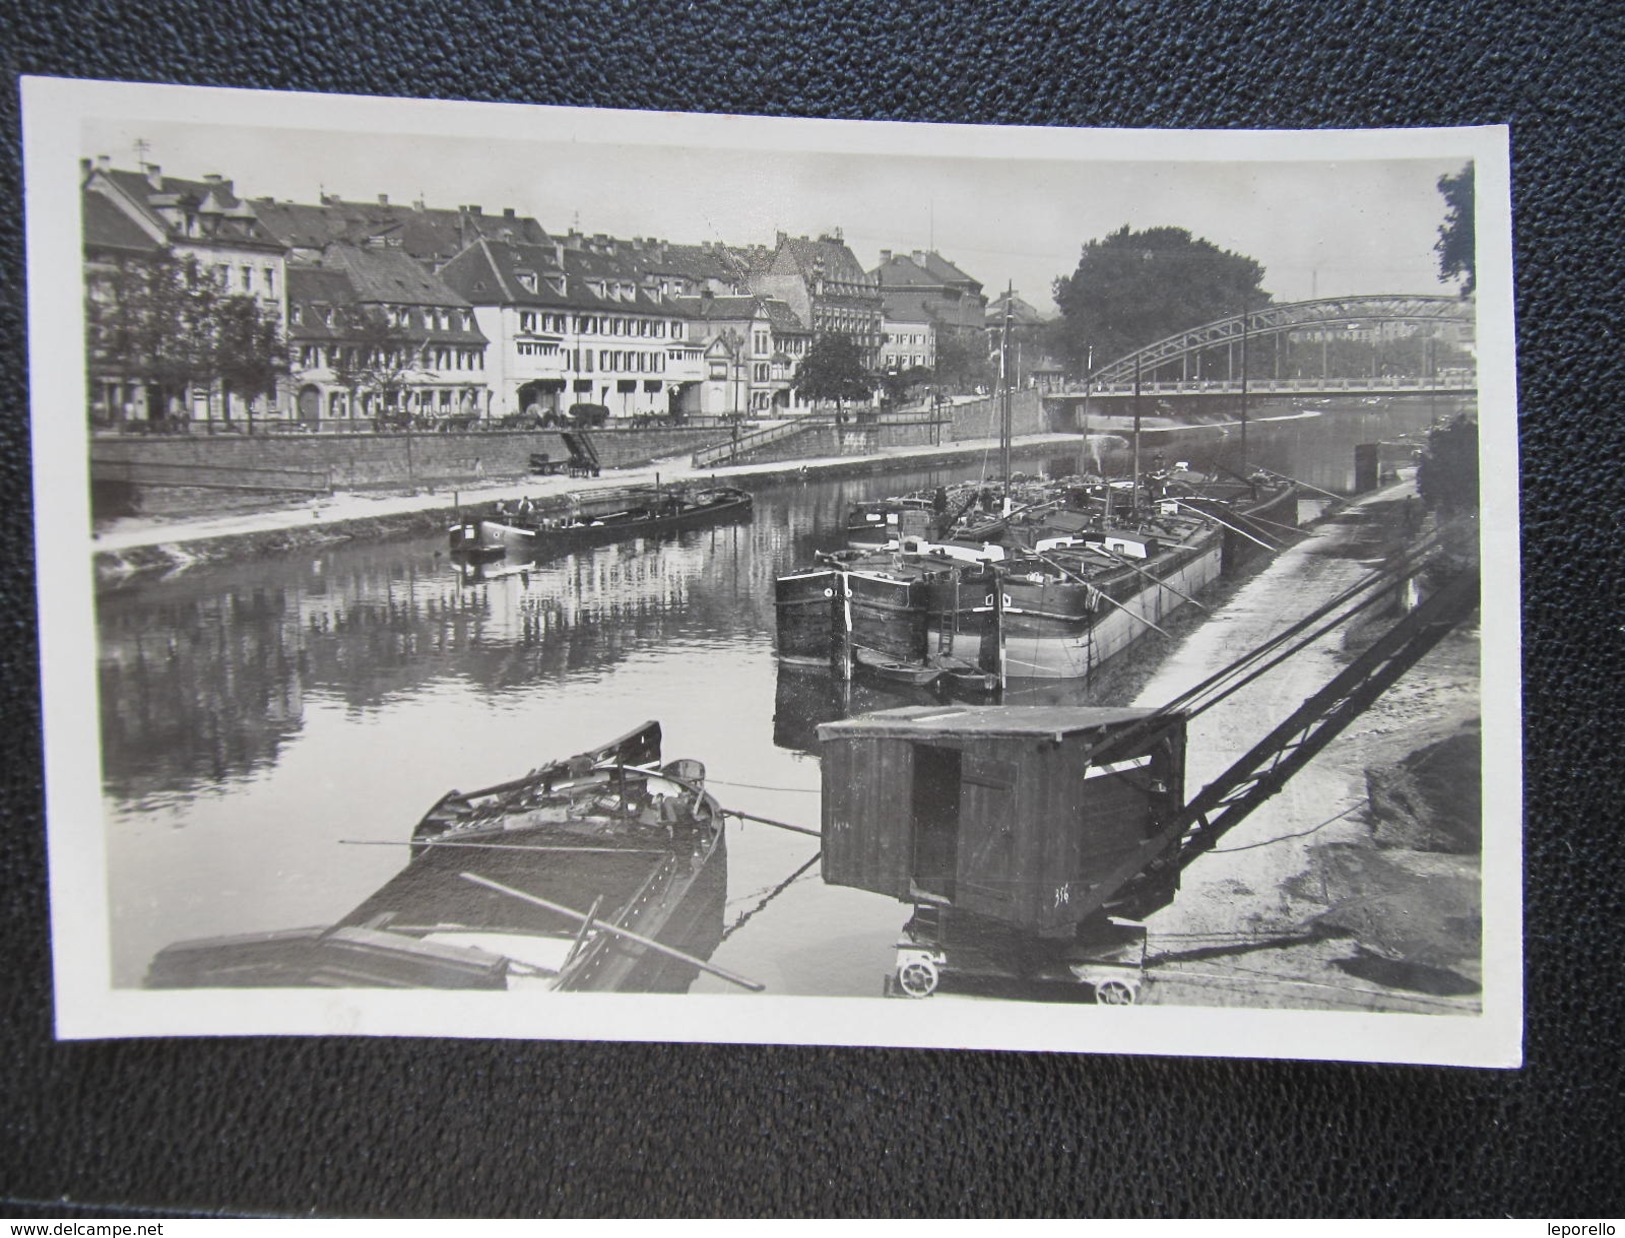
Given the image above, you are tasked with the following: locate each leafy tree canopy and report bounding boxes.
[85,252,288,417]
[329,305,425,409]
[1050,225,1270,375]
[1435,163,1475,297]
[933,332,994,393]
[794,333,872,409]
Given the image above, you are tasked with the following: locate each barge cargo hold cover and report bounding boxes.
[818,706,1188,933]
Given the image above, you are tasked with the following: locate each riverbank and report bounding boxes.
[90,428,1098,583]
[1130,482,1483,1013]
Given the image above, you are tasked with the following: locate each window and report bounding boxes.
[263,267,276,297]
[517,272,537,293]
[520,311,537,333]
[289,305,302,326]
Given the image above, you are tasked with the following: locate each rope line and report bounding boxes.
[705,777,821,793]
[1208,802,1362,853]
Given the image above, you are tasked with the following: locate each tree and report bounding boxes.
[1416,414,1478,516]
[1435,163,1475,297]
[878,364,932,409]
[794,333,872,415]
[85,251,276,424]
[212,294,289,433]
[1051,225,1270,375]
[932,332,993,393]
[329,306,427,428]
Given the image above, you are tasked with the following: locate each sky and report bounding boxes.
[81,115,1472,312]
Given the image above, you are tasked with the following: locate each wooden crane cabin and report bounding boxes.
[818,706,1188,933]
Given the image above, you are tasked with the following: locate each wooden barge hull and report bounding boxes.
[776,483,1298,684]
[450,489,753,559]
[1000,538,1225,679]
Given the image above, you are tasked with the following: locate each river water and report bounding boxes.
[97,396,1467,992]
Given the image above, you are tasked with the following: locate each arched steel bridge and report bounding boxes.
[1085,294,1474,388]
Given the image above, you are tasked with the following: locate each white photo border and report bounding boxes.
[23,76,1522,1066]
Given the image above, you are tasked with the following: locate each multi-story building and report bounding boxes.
[675,293,812,414]
[871,248,988,339]
[82,189,168,426]
[438,238,702,420]
[879,313,936,374]
[285,243,488,425]
[748,231,884,368]
[82,157,290,425]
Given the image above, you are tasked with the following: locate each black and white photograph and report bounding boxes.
[23,77,1520,1064]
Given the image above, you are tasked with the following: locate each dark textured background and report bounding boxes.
[2,0,1621,1218]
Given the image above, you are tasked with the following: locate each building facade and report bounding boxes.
[749,232,884,369]
[285,243,488,426]
[438,238,702,420]
[675,293,812,414]
[83,158,290,426]
[871,248,988,340]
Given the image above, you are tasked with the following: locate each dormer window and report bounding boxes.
[517,271,538,293]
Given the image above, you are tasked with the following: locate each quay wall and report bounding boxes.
[945,390,1047,441]
[91,426,730,493]
[91,426,731,516]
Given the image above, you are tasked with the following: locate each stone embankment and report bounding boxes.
[1130,484,1483,1013]
[90,428,1096,585]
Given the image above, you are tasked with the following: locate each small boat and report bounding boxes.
[145,722,744,994]
[854,646,943,686]
[450,485,753,558]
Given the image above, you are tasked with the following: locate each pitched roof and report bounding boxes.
[760,299,809,333]
[251,198,551,263]
[319,244,472,308]
[98,167,281,250]
[986,292,1050,327]
[287,255,485,343]
[440,239,682,315]
[82,191,162,254]
[672,294,766,323]
[775,234,874,287]
[872,249,982,292]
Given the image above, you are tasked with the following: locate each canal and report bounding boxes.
[97,396,1467,993]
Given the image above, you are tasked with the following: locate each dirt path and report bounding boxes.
[1129,484,1483,1013]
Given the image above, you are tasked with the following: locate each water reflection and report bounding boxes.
[98,395,1465,992]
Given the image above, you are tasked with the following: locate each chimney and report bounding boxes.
[145,164,162,190]
[378,193,389,206]
[912,250,926,266]
[203,173,223,183]
[467,204,482,215]
[879,249,892,265]
[414,197,426,211]
[503,207,515,218]
[79,157,91,176]
[96,154,111,171]
[776,231,787,248]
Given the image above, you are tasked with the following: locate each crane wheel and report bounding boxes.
[1094,978,1139,1006]
[896,956,941,998]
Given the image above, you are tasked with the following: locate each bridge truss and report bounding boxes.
[1088,294,1474,387]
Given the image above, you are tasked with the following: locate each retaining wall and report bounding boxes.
[89,426,731,490]
[946,390,1047,441]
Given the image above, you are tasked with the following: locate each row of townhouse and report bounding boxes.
[82,156,991,429]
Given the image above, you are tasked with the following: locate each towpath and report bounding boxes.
[91,427,1103,557]
[1129,481,1483,1015]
